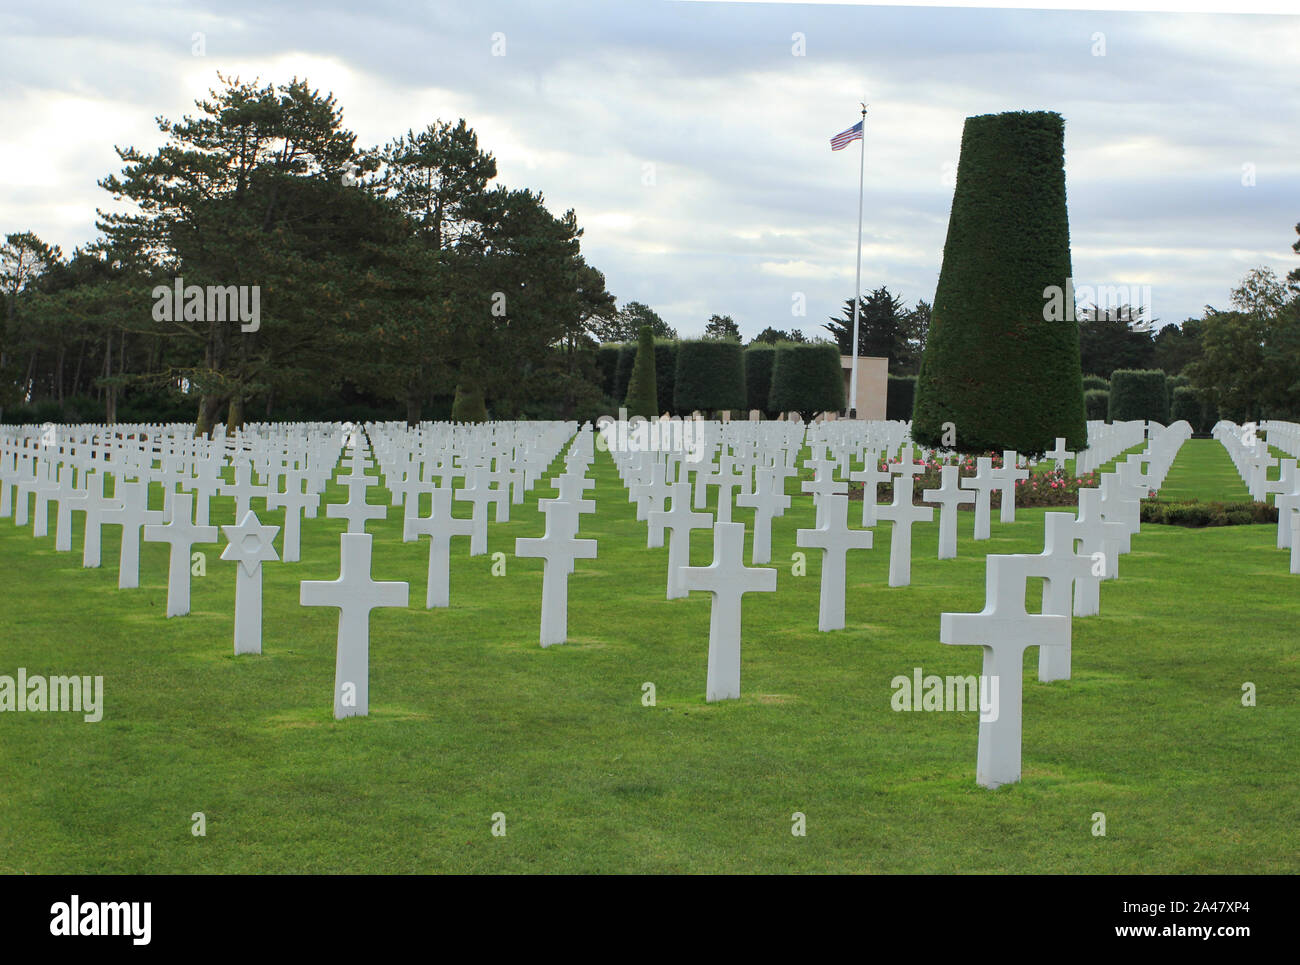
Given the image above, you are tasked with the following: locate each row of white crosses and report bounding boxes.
[1261,420,1300,459]
[1075,420,1147,474]
[1237,422,1300,573]
[514,429,599,646]
[942,504,1123,788]
[0,420,573,720]
[0,416,1183,767]
[936,423,1194,788]
[1213,420,1287,507]
[302,423,581,717]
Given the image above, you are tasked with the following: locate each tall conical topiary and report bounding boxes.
[623,325,659,418]
[451,379,488,423]
[911,110,1087,454]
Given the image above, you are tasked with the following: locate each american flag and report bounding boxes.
[830,120,863,151]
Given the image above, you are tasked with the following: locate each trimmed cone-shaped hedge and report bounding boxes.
[886,375,916,421]
[596,344,621,397]
[674,339,747,414]
[911,110,1087,454]
[1109,369,1169,423]
[768,342,845,419]
[613,343,638,402]
[451,380,488,423]
[744,343,776,416]
[654,340,678,416]
[623,326,659,418]
[1084,389,1109,421]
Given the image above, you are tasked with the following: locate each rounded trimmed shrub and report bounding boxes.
[886,375,916,421]
[911,110,1087,454]
[674,339,747,414]
[1109,369,1169,423]
[768,342,845,419]
[744,343,776,416]
[1082,374,1109,392]
[1084,389,1109,421]
[623,326,658,419]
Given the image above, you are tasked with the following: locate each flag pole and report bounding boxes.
[848,103,867,419]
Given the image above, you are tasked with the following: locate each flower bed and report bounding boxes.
[835,452,1105,509]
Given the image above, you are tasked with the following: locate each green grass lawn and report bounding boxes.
[1,443,1296,873]
[1155,439,1253,503]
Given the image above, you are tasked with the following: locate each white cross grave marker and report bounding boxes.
[960,456,997,540]
[940,553,1070,788]
[875,476,933,587]
[405,486,475,608]
[923,464,974,560]
[143,491,219,617]
[992,450,1030,523]
[300,533,409,719]
[796,492,873,631]
[327,471,387,534]
[736,466,790,565]
[1028,512,1094,682]
[647,482,713,599]
[678,521,777,701]
[79,470,122,568]
[101,479,163,589]
[515,500,597,646]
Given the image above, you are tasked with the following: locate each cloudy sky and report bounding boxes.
[2,0,1296,339]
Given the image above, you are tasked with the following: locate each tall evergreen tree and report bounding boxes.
[912,110,1086,454]
[822,286,907,369]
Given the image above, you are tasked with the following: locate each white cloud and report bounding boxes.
[0,1,1295,338]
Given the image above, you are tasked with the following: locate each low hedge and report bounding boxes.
[653,340,678,416]
[1081,374,1109,392]
[1141,498,1278,527]
[1109,369,1169,423]
[744,343,776,416]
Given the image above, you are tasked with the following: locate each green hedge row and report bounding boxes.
[1141,498,1277,527]
[674,340,747,413]
[1084,389,1109,421]
[1109,369,1169,423]
[597,339,844,417]
[769,342,844,419]
[745,343,776,415]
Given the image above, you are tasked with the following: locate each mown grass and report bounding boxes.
[0,441,1296,873]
